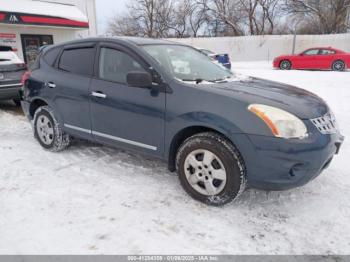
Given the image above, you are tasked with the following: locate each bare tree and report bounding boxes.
[107,0,349,38]
[167,0,192,37]
[199,0,244,36]
[284,0,350,34]
[238,0,280,35]
[239,0,259,35]
[107,0,173,38]
[188,0,209,37]
[154,0,174,37]
[258,0,280,34]
[129,0,161,37]
[107,14,141,36]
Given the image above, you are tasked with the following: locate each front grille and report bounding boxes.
[311,112,338,135]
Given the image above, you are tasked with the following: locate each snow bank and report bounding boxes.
[0,64,350,254]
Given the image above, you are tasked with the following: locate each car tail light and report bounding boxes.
[16,63,27,69]
[21,70,31,85]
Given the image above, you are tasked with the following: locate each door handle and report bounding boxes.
[91,91,107,99]
[46,82,56,88]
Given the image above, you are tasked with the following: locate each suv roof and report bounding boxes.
[46,37,179,51]
[116,36,176,45]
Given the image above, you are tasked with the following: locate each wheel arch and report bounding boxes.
[29,98,49,118]
[280,59,292,69]
[29,98,65,130]
[167,125,236,172]
[332,59,346,69]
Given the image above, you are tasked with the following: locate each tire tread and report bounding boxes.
[33,106,71,152]
[176,132,246,206]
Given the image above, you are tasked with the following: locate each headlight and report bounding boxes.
[248,104,308,139]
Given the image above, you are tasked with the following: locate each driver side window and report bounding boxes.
[303,49,320,55]
[99,47,146,84]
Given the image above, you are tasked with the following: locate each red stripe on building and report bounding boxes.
[20,15,89,28]
[0,13,5,21]
[0,33,16,38]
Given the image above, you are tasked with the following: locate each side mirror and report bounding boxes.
[127,71,152,88]
[300,53,304,56]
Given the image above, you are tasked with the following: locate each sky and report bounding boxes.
[95,0,128,34]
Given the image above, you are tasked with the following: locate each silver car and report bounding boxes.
[0,46,27,105]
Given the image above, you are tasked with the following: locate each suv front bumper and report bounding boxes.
[231,130,344,191]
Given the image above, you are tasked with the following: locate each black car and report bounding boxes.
[21,37,343,206]
[0,46,27,105]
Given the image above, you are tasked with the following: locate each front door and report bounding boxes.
[21,34,53,67]
[300,49,320,69]
[89,44,165,156]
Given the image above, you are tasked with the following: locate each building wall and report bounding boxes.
[0,0,97,60]
[0,25,85,60]
[168,33,350,61]
[43,0,97,36]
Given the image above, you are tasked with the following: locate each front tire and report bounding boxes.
[33,106,71,152]
[176,132,246,206]
[280,60,292,70]
[332,60,346,71]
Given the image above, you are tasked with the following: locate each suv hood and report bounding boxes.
[208,77,328,119]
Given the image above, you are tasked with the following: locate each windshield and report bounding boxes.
[142,44,233,83]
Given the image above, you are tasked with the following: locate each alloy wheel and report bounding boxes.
[36,115,54,145]
[333,61,345,71]
[280,60,291,70]
[184,149,227,196]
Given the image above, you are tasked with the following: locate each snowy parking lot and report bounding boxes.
[0,62,349,255]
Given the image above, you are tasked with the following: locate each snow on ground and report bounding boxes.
[0,62,350,255]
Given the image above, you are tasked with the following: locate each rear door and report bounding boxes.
[89,43,166,156]
[50,43,96,139]
[318,49,336,69]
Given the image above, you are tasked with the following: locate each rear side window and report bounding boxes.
[320,49,336,55]
[99,47,146,84]
[58,47,95,76]
[43,47,61,66]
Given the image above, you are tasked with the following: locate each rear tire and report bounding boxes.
[33,106,71,152]
[332,60,346,71]
[176,132,246,206]
[279,60,292,70]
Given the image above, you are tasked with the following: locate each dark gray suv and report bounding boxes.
[21,37,344,206]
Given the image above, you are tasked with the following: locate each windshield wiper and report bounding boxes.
[181,79,205,84]
[181,77,231,84]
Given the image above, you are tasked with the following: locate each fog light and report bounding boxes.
[289,164,305,178]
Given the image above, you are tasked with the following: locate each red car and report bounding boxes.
[273,47,350,71]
